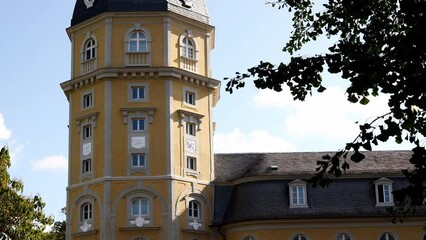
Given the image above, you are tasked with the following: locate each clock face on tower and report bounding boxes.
[84,0,95,8]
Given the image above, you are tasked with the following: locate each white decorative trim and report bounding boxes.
[84,0,95,8]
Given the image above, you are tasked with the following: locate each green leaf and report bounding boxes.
[360,97,370,105]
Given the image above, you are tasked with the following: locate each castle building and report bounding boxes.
[61,1,426,240]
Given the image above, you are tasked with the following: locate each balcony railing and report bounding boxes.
[180,56,197,72]
[81,58,96,75]
[126,52,150,66]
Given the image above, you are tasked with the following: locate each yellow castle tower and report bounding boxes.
[60,0,220,239]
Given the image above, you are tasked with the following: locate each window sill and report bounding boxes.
[289,204,309,209]
[130,168,147,174]
[72,229,98,237]
[185,170,199,177]
[119,226,160,231]
[376,203,394,207]
[181,228,210,235]
[81,174,92,182]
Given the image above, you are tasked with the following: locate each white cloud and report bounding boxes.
[214,128,296,153]
[32,155,68,172]
[254,87,390,139]
[0,113,12,140]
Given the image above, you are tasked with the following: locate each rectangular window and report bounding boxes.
[378,184,392,203]
[291,186,305,205]
[83,125,92,139]
[82,159,92,174]
[186,122,196,136]
[186,156,197,171]
[131,118,145,131]
[185,91,195,105]
[131,86,145,100]
[132,153,146,167]
[83,93,93,108]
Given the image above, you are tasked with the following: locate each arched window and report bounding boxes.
[243,237,255,240]
[84,38,96,61]
[188,200,200,218]
[293,235,308,240]
[129,31,148,52]
[131,198,149,216]
[380,233,396,240]
[337,233,353,240]
[80,202,92,221]
[182,36,195,59]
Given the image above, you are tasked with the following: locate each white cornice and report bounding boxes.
[67,175,212,190]
[60,67,220,92]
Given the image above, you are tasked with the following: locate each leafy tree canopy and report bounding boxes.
[0,146,54,239]
[226,0,426,206]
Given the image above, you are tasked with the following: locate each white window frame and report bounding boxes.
[131,197,149,217]
[186,156,197,172]
[128,31,148,53]
[128,83,149,102]
[337,233,353,240]
[188,200,201,219]
[186,122,196,136]
[185,195,205,231]
[80,202,93,221]
[76,197,95,233]
[185,90,196,106]
[82,159,92,175]
[182,36,195,59]
[82,90,94,109]
[82,124,92,140]
[126,192,154,227]
[292,234,309,240]
[374,178,394,206]
[131,118,145,131]
[243,237,256,240]
[288,179,308,208]
[123,24,152,66]
[132,153,146,168]
[84,38,96,61]
[379,232,397,240]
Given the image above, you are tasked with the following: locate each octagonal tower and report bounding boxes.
[61,0,220,239]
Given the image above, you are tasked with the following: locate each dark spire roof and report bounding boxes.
[71,0,209,26]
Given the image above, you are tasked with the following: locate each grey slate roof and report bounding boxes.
[71,0,209,26]
[212,151,426,225]
[214,151,414,182]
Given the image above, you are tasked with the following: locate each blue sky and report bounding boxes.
[0,0,413,222]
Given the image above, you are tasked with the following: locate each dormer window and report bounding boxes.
[288,180,308,208]
[374,178,394,206]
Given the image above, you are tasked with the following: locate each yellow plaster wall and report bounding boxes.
[69,81,106,185]
[70,20,105,77]
[222,220,426,240]
[109,16,164,67]
[170,20,210,76]
[68,183,103,235]
[170,81,212,180]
